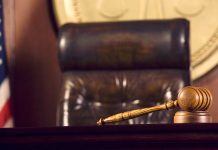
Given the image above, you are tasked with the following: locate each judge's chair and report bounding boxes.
[57,19,190,126]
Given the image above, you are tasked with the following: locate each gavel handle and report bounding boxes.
[97,100,178,125]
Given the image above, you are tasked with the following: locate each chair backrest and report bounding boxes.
[57,19,190,126]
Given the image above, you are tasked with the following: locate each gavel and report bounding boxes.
[97,86,213,125]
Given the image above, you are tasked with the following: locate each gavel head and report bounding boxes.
[177,86,213,111]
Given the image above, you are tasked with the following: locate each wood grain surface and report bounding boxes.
[1,124,218,149]
[3,0,61,127]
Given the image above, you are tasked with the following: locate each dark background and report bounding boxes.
[3,0,218,127]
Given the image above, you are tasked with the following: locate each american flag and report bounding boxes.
[0,0,13,128]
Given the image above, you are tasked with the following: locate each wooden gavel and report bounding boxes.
[97,86,213,125]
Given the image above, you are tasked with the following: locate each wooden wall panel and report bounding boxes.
[3,0,218,126]
[4,0,61,127]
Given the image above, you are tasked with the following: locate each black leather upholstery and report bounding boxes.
[57,19,190,126]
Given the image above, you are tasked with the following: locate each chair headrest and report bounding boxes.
[58,19,190,71]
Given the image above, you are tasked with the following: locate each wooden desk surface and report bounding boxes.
[1,124,218,149]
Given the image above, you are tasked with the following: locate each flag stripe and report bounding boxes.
[0,99,12,127]
[4,117,13,128]
[0,78,10,110]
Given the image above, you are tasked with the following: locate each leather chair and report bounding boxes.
[57,19,190,126]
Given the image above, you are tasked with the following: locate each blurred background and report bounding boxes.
[2,0,218,127]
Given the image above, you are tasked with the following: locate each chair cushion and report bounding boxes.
[58,70,190,125]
